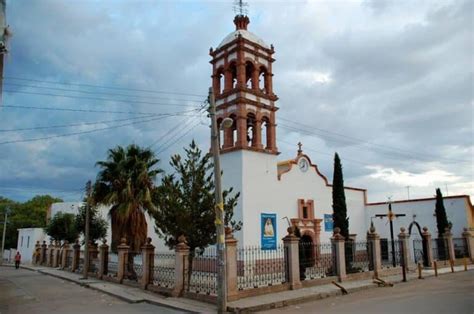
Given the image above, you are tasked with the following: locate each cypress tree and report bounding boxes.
[434,188,450,237]
[332,153,349,239]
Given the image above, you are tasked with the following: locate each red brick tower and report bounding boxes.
[210,14,278,155]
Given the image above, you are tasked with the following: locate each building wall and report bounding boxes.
[16,228,46,263]
[220,150,368,246]
[366,196,473,241]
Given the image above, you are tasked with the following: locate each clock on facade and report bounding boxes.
[298,158,309,172]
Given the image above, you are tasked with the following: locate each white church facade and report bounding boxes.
[17,14,473,261]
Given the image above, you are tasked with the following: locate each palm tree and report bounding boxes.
[93,144,161,278]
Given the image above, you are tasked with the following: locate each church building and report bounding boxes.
[209,13,473,249]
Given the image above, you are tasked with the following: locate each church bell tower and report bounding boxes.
[210,13,278,155]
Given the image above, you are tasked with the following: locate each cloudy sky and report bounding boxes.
[0,0,472,203]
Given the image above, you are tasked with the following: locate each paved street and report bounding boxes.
[260,270,474,314]
[0,267,185,314]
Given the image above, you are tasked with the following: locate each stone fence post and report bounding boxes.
[52,241,60,268]
[398,228,410,271]
[462,228,474,262]
[71,240,81,272]
[141,237,155,289]
[40,241,47,265]
[61,241,70,269]
[225,228,239,299]
[33,241,41,265]
[98,239,109,279]
[367,224,381,278]
[331,227,346,282]
[444,228,455,262]
[47,240,54,267]
[117,238,130,283]
[172,235,190,297]
[283,226,301,289]
[422,227,434,267]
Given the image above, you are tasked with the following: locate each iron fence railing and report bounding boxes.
[237,244,287,290]
[152,252,175,289]
[187,247,218,295]
[130,252,143,281]
[345,241,371,273]
[432,238,449,261]
[413,239,425,265]
[107,253,118,277]
[299,242,336,280]
[66,254,73,270]
[453,238,468,259]
[381,240,402,268]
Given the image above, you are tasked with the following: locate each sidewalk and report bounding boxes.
[227,265,474,313]
[18,263,474,313]
[20,264,216,313]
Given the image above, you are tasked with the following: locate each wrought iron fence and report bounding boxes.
[89,257,100,274]
[299,242,335,280]
[432,238,449,261]
[345,241,371,273]
[152,252,175,289]
[77,251,85,273]
[66,253,73,270]
[381,240,402,268]
[187,247,218,295]
[107,253,118,277]
[453,238,468,258]
[237,244,287,290]
[130,251,143,281]
[413,239,425,265]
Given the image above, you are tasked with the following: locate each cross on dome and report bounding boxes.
[233,0,249,16]
[297,142,303,155]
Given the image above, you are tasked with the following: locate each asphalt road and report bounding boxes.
[0,266,185,314]
[260,270,474,314]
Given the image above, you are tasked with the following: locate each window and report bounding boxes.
[303,206,308,219]
[27,236,30,248]
[21,236,24,247]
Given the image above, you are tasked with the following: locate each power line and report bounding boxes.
[0,110,201,133]
[3,82,206,104]
[3,76,207,98]
[0,115,170,145]
[3,104,171,115]
[3,89,204,108]
[155,121,203,155]
[279,139,371,166]
[279,120,470,164]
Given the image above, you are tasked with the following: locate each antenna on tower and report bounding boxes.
[233,0,249,16]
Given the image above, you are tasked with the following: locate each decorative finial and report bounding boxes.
[146,237,152,245]
[297,142,303,155]
[369,221,376,234]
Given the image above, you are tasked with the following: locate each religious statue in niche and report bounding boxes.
[264,218,275,237]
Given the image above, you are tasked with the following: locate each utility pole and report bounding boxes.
[209,87,227,313]
[82,181,91,279]
[0,207,7,265]
[0,0,8,104]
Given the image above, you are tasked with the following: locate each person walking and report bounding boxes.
[14,252,21,269]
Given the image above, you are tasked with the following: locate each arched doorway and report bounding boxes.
[409,221,429,267]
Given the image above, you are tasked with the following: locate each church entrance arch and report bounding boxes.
[409,221,429,267]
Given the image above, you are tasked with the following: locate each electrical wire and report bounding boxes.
[3,89,204,108]
[0,115,171,145]
[0,109,201,133]
[3,82,205,104]
[3,76,207,98]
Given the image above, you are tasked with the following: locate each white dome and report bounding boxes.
[217,29,270,49]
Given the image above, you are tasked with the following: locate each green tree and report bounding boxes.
[0,195,62,249]
[434,188,450,237]
[44,212,79,243]
[332,153,349,239]
[152,141,241,285]
[93,144,161,273]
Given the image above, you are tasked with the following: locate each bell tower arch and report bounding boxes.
[210,14,278,155]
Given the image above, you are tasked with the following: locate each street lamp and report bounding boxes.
[208,87,232,313]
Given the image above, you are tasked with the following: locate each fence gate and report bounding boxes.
[413,239,427,266]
